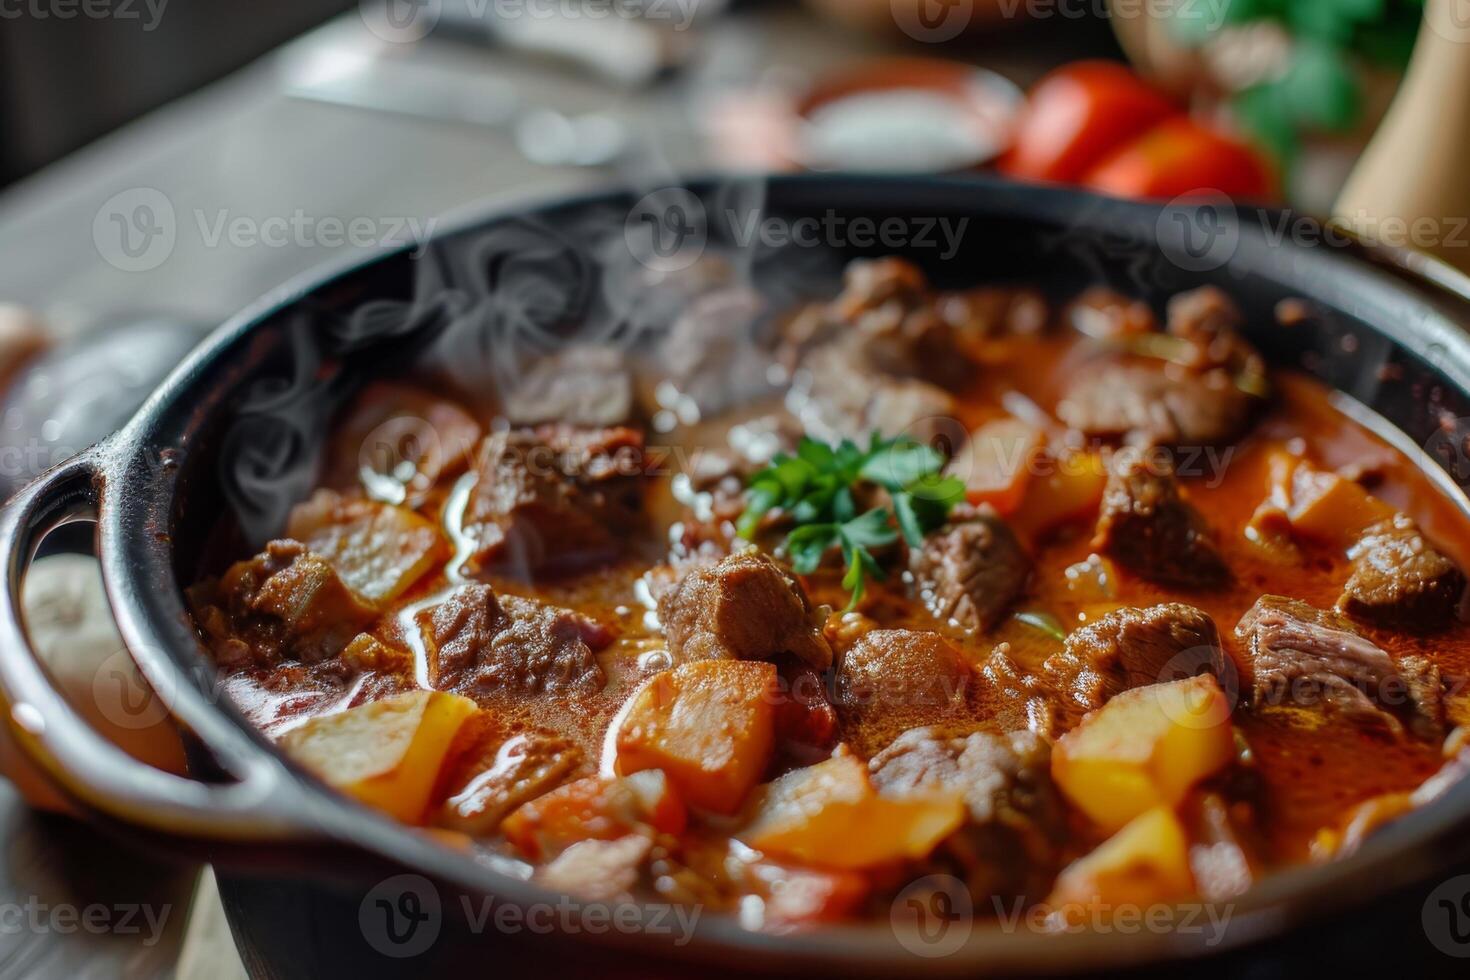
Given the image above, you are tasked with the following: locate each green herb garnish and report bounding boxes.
[739,434,965,609]
[1014,610,1068,644]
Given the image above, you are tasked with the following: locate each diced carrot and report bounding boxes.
[954,418,1045,515]
[738,754,964,870]
[500,770,686,860]
[615,660,778,815]
[1256,451,1393,551]
[1010,451,1109,540]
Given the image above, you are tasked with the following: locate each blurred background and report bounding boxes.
[0,0,1462,976]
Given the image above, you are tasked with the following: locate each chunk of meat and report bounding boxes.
[911,515,1032,635]
[535,834,652,904]
[1338,514,1465,630]
[286,490,447,605]
[417,584,609,697]
[464,423,646,577]
[870,726,1067,903]
[1058,361,1258,448]
[795,342,960,445]
[832,256,929,320]
[978,647,1060,738]
[937,286,1049,339]
[1065,287,1155,340]
[835,630,970,746]
[1059,288,1265,448]
[1064,603,1226,697]
[1165,286,1265,380]
[437,729,581,835]
[1092,455,1229,588]
[501,345,635,428]
[661,287,780,416]
[657,551,832,670]
[192,539,377,667]
[328,382,482,506]
[1235,595,1444,740]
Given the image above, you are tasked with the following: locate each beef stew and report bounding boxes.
[187,258,1470,931]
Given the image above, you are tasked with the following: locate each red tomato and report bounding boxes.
[1000,61,1179,184]
[1081,117,1277,201]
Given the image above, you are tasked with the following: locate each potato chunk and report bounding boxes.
[287,490,447,605]
[280,690,476,824]
[1052,675,1234,832]
[615,660,777,814]
[1046,806,1195,913]
[738,753,964,870]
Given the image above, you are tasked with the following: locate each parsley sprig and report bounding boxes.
[738,435,966,608]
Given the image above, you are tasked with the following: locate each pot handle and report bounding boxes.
[0,450,315,841]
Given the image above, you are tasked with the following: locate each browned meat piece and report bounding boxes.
[835,630,970,741]
[1065,603,1226,693]
[658,551,832,670]
[978,647,1060,738]
[438,728,581,834]
[1064,287,1155,340]
[936,286,1049,338]
[1058,286,1265,448]
[464,423,646,577]
[502,345,636,428]
[192,539,377,667]
[795,342,960,446]
[327,382,482,505]
[911,515,1031,636]
[661,287,780,415]
[1092,455,1230,589]
[1337,514,1465,630]
[1058,361,1257,448]
[870,726,1066,903]
[1235,595,1444,740]
[1165,286,1265,380]
[832,257,929,320]
[536,834,652,903]
[418,583,609,697]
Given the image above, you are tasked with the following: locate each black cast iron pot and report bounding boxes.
[4,175,1470,978]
